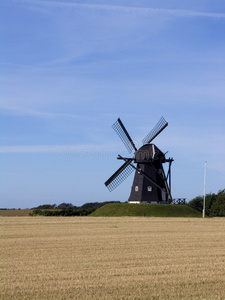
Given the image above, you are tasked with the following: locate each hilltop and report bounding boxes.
[91,203,202,217]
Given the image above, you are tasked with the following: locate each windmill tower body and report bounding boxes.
[105,117,173,204]
[128,144,169,204]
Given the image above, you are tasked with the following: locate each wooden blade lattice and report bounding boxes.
[142,117,168,144]
[112,118,137,153]
[105,161,134,192]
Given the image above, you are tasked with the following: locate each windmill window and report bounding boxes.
[147,186,152,192]
[135,186,139,192]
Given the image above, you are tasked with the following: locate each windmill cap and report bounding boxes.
[135,144,165,163]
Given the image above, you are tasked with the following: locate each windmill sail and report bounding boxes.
[112,118,137,153]
[105,160,134,192]
[142,117,168,144]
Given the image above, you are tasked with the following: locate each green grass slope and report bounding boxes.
[91,203,202,217]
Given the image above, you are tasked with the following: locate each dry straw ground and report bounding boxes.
[1,217,225,299]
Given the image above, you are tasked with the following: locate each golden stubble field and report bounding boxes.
[1,217,225,300]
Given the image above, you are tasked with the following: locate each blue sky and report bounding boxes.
[1,0,225,208]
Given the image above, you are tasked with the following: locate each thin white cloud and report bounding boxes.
[0,105,82,119]
[16,0,225,19]
[0,143,121,154]
[0,145,68,153]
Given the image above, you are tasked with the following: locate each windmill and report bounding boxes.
[104,117,174,204]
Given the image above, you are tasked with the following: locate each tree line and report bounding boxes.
[188,189,225,217]
[30,201,120,216]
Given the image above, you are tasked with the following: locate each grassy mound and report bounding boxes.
[91,203,202,217]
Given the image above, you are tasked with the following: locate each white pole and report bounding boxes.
[203,161,207,218]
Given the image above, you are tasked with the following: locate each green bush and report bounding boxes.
[57,203,77,209]
[210,190,225,217]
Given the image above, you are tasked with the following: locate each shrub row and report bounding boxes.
[30,208,96,217]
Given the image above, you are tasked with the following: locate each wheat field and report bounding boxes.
[1,217,225,300]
